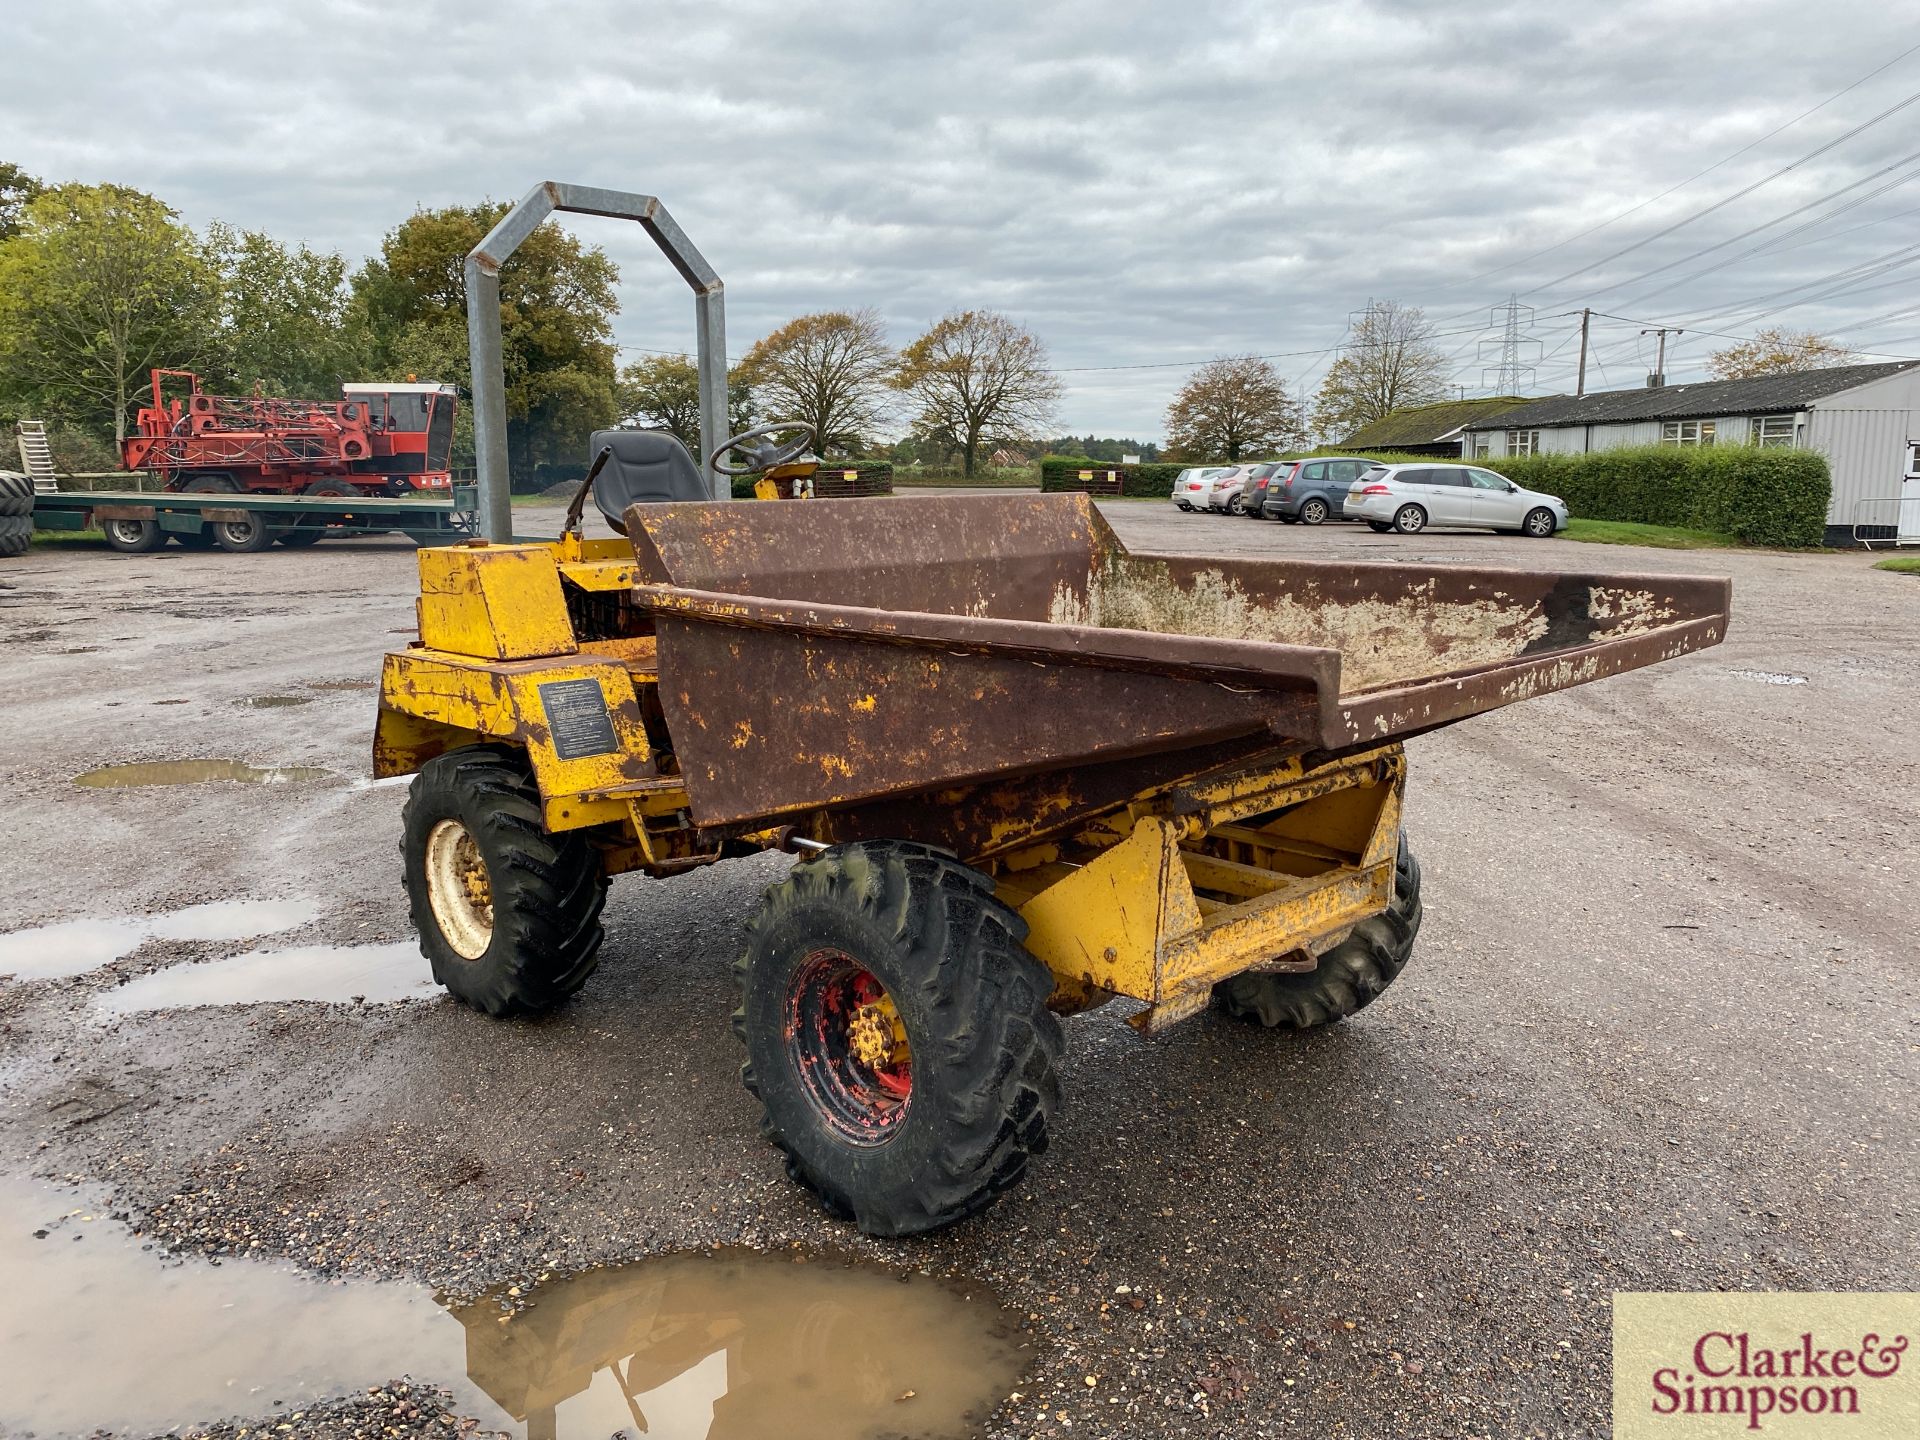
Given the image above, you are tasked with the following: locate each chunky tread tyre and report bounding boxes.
[0,514,29,558]
[400,746,607,1016]
[0,472,33,501]
[1215,836,1422,1029]
[734,839,1064,1236]
[0,494,30,518]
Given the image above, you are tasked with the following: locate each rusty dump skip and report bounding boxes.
[627,494,1730,831]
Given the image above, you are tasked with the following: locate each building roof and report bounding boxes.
[1460,361,1918,431]
[1338,396,1537,448]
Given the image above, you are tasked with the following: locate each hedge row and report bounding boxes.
[1040,456,1189,497]
[1475,445,1830,548]
[729,460,893,499]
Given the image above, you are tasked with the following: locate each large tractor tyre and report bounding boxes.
[181,474,239,494]
[734,840,1064,1237]
[1215,835,1423,1030]
[0,514,30,558]
[400,746,607,1016]
[0,472,32,502]
[102,517,163,553]
[0,494,30,518]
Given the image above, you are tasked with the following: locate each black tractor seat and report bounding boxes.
[587,428,707,533]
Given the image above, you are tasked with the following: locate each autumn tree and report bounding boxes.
[207,224,372,398]
[616,352,754,455]
[354,203,620,475]
[1309,300,1450,441]
[737,309,894,457]
[1707,327,1853,380]
[893,310,1062,476]
[0,183,220,440]
[1163,356,1304,461]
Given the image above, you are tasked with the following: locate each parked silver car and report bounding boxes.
[1205,463,1261,515]
[1169,466,1234,512]
[1344,463,1569,536]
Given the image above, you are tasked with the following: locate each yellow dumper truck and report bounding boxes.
[374,464,1729,1235]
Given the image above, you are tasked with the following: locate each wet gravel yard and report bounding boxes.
[1,500,1915,1439]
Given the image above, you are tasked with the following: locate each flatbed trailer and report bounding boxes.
[31,484,478,553]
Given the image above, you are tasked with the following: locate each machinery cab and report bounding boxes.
[342,382,458,490]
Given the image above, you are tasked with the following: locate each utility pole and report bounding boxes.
[1640,325,1682,387]
[1575,308,1592,397]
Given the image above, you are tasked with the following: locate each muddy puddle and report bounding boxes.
[75,759,335,788]
[237,693,315,708]
[97,940,437,1012]
[0,1176,1028,1439]
[0,899,319,981]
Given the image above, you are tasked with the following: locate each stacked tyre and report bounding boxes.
[0,472,33,559]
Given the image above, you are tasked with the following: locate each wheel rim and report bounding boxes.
[786,948,912,1145]
[106,520,145,545]
[425,817,493,960]
[1399,507,1424,532]
[1303,501,1326,524]
[1529,511,1551,535]
[217,520,257,546]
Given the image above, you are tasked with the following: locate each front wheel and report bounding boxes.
[401,746,607,1015]
[1522,507,1557,537]
[1392,504,1427,534]
[1216,834,1423,1029]
[735,840,1063,1236]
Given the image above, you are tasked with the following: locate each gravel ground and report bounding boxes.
[1,499,1916,1439]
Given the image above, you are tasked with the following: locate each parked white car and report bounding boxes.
[1205,463,1262,515]
[1169,466,1234,512]
[1344,462,1569,536]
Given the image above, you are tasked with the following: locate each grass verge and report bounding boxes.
[1560,518,1738,550]
[1873,555,1920,574]
[32,528,104,545]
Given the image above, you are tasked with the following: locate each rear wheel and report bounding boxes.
[1522,507,1556,537]
[400,746,607,1015]
[1299,497,1330,526]
[1392,504,1427,534]
[212,515,276,552]
[1216,835,1422,1029]
[1227,493,1246,516]
[735,840,1063,1236]
[103,517,163,553]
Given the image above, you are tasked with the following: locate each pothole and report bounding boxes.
[96,941,435,1012]
[0,1177,1029,1439]
[237,695,315,708]
[74,760,335,789]
[1729,669,1809,686]
[0,900,320,981]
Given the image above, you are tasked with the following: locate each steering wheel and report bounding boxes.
[707,421,816,476]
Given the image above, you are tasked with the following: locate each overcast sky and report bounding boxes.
[8,0,1920,440]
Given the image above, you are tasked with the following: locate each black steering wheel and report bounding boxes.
[707,421,816,476]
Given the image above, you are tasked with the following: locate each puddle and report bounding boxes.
[0,1177,1028,1439]
[238,694,315,708]
[74,759,335,788]
[0,899,318,981]
[97,941,436,1012]
[1729,668,1808,686]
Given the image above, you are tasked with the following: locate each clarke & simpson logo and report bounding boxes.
[1614,1294,1919,1438]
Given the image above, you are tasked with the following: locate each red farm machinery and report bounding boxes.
[120,369,458,499]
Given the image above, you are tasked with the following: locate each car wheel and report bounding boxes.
[1176,502,1190,511]
[1227,494,1245,516]
[1299,497,1329,526]
[1522,507,1556,537]
[1368,521,1394,533]
[1391,505,1427,534]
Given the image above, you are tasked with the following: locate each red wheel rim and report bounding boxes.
[785,949,912,1145]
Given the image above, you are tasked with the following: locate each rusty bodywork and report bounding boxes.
[376,493,1729,1031]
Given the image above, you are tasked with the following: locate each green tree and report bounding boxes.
[208,224,372,397]
[893,310,1062,477]
[737,310,894,457]
[354,203,620,475]
[0,162,43,243]
[615,353,755,456]
[1309,299,1450,441]
[0,183,220,441]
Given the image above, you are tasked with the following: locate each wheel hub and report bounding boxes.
[786,951,913,1143]
[425,817,494,960]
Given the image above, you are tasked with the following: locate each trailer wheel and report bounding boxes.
[400,746,607,1016]
[1391,504,1428,534]
[211,515,277,553]
[102,517,163,553]
[275,528,324,547]
[734,840,1064,1236]
[1215,834,1423,1030]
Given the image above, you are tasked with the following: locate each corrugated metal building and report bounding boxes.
[1457,361,1920,545]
